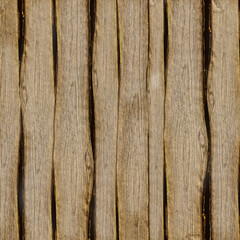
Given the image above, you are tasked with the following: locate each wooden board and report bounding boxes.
[1,1,240,239]
[165,1,208,238]
[92,0,118,239]
[148,0,165,239]
[20,1,55,239]
[54,0,94,239]
[116,0,149,239]
[208,0,240,238]
[0,1,20,239]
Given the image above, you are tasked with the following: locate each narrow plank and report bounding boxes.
[20,0,54,239]
[165,1,208,239]
[54,0,94,239]
[117,0,149,239]
[0,1,20,238]
[92,0,118,239]
[149,0,165,239]
[208,1,240,238]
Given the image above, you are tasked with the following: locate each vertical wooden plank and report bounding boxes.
[117,0,149,239]
[20,0,54,239]
[149,0,165,239]
[92,0,118,239]
[54,0,94,239]
[0,1,20,238]
[165,1,208,239]
[209,1,240,238]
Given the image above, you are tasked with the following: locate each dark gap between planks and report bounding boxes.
[163,0,168,239]
[116,0,120,239]
[52,0,58,90]
[238,0,240,227]
[18,112,24,240]
[147,1,150,238]
[51,0,57,239]
[88,0,96,238]
[51,170,56,240]
[202,0,212,239]
[18,0,24,65]
[18,0,25,239]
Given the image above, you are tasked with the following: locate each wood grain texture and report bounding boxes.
[92,0,118,239]
[116,0,149,239]
[208,1,240,238]
[54,0,94,239]
[149,0,165,239]
[0,1,20,239]
[20,0,55,239]
[165,1,208,239]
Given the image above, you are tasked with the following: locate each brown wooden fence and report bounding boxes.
[0,0,239,239]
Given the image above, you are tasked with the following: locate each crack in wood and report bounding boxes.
[52,0,57,91]
[51,1,57,239]
[18,1,25,239]
[51,169,56,240]
[18,111,24,240]
[163,1,168,239]
[202,0,212,239]
[115,1,120,239]
[88,0,96,238]
[18,0,24,65]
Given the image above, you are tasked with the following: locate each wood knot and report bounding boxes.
[21,86,28,108]
[85,150,92,171]
[208,91,214,110]
[198,128,207,149]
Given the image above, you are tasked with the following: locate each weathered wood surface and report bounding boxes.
[0,1,20,239]
[149,0,165,239]
[20,0,54,239]
[0,1,240,239]
[165,1,208,239]
[116,0,149,239]
[208,0,240,238]
[92,0,118,239]
[54,0,94,239]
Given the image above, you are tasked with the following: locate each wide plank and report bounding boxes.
[54,0,94,239]
[20,0,55,239]
[92,0,118,239]
[208,0,240,238]
[165,1,208,239]
[0,1,20,238]
[149,0,165,239]
[117,0,149,239]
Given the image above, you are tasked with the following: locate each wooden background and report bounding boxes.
[0,0,239,239]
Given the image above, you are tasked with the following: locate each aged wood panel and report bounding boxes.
[208,0,240,238]
[92,0,118,239]
[54,0,94,239]
[0,1,20,239]
[165,1,208,239]
[19,0,55,239]
[116,0,149,239]
[149,0,165,239]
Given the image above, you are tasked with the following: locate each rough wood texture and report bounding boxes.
[20,0,55,239]
[20,1,54,239]
[149,0,165,239]
[92,0,118,239]
[165,1,208,239]
[208,0,240,238]
[0,1,20,239]
[54,0,94,239]
[117,0,149,239]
